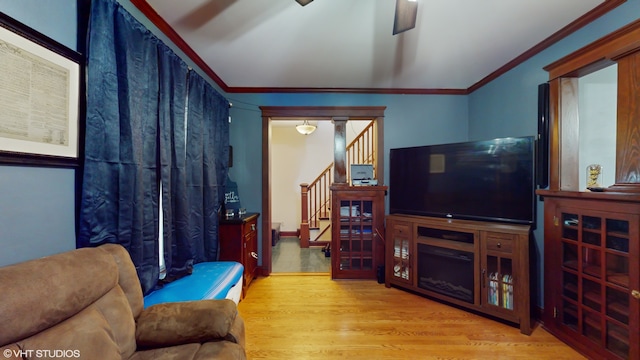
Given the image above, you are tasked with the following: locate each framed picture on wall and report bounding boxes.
[0,12,83,167]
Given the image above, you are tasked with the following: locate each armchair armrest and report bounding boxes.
[135,299,243,348]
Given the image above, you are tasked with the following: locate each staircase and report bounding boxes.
[299,121,376,246]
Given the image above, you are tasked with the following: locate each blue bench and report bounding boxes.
[144,261,244,308]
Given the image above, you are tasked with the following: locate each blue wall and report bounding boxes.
[0,0,637,309]
[225,92,468,214]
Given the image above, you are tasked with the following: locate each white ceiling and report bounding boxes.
[143,0,606,91]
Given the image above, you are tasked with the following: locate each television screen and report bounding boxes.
[389,136,536,225]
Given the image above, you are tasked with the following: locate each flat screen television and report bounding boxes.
[389,136,536,225]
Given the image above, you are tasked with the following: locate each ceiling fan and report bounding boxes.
[295,0,418,35]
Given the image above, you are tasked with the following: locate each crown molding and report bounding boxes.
[131,0,626,95]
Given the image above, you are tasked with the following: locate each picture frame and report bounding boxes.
[0,12,83,168]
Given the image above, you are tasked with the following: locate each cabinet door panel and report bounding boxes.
[550,204,638,359]
[387,219,412,285]
[482,234,516,313]
[331,186,386,280]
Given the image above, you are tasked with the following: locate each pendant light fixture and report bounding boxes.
[296,120,317,135]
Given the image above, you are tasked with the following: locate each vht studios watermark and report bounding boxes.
[3,349,81,358]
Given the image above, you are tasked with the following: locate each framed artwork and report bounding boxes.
[0,12,83,167]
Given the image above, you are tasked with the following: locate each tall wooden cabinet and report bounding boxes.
[539,193,639,359]
[330,185,387,280]
[219,212,260,295]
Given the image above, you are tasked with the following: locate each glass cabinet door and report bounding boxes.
[338,199,374,272]
[485,256,514,310]
[558,209,633,359]
[390,221,411,284]
[604,218,630,358]
[482,233,515,313]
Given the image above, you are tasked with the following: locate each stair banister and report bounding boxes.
[300,121,376,246]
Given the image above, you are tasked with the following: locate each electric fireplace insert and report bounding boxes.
[417,243,475,304]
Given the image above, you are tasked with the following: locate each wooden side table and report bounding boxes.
[219,212,260,294]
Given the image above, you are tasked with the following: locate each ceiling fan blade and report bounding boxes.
[393,0,418,35]
[295,0,314,6]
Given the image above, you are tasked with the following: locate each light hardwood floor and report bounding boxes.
[237,275,585,360]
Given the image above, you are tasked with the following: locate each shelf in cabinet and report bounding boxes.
[563,260,578,271]
[606,230,629,239]
[583,291,601,307]
[339,236,374,242]
[607,273,629,288]
[583,313,602,344]
[583,313,601,330]
[393,259,410,265]
[562,226,578,243]
[582,228,601,235]
[583,265,601,278]
[562,305,579,331]
[563,305,578,318]
[563,282,578,293]
[605,247,629,257]
[607,302,629,321]
[340,253,373,258]
[607,326,629,348]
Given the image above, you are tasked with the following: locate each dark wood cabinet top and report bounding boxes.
[220,212,259,225]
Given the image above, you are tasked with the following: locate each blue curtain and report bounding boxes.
[157,48,189,281]
[160,69,230,281]
[181,73,230,266]
[79,0,229,294]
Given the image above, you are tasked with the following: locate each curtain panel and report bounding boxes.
[183,74,230,265]
[79,0,230,294]
[157,48,189,282]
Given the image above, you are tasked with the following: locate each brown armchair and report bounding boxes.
[0,244,246,360]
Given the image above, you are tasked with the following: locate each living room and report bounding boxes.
[1,0,639,359]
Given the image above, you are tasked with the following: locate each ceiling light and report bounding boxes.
[296,120,316,135]
[295,0,313,6]
[393,0,418,35]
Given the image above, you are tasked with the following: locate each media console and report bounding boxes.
[385,214,532,335]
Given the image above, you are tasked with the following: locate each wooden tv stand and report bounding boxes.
[385,214,532,335]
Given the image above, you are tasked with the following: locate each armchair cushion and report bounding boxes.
[136,299,242,348]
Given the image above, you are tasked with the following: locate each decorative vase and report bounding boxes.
[586,164,602,189]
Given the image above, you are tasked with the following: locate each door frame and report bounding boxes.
[260,106,386,276]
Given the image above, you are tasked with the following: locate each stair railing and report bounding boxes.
[300,121,376,246]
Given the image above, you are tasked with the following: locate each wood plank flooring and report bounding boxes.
[237,275,585,360]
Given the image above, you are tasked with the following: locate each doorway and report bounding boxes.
[260,106,386,276]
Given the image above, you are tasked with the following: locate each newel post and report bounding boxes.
[299,183,310,248]
[333,117,348,184]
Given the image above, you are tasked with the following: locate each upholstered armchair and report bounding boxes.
[0,244,246,360]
